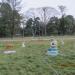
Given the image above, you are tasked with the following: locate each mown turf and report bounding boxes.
[0,37,75,75]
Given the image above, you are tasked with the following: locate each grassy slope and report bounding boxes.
[0,37,75,75]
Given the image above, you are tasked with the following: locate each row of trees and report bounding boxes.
[0,0,22,37]
[24,6,75,36]
[0,0,75,37]
[24,15,75,36]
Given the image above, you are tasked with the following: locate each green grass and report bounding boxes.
[0,37,75,75]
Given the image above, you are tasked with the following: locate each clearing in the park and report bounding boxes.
[0,36,75,75]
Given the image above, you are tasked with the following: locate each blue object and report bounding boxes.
[47,47,58,56]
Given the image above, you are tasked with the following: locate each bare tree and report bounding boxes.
[58,5,66,44]
[25,7,59,36]
[39,7,59,36]
[58,5,66,17]
[42,7,47,36]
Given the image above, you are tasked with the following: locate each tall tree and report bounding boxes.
[25,18,33,36]
[47,16,59,35]
[0,0,21,37]
[6,0,22,37]
[38,7,59,36]
[0,2,12,37]
[25,7,59,36]
[58,5,66,35]
[64,15,75,34]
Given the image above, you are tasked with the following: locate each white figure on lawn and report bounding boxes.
[22,42,26,47]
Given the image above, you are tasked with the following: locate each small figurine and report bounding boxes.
[22,42,26,47]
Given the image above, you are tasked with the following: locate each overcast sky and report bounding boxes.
[21,0,75,17]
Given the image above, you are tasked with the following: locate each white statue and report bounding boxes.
[22,42,26,47]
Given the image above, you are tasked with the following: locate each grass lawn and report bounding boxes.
[0,36,75,75]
